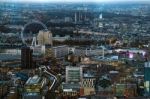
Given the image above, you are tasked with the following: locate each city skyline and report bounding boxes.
[1,0,150,98]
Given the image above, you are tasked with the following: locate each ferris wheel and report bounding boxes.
[21,20,48,46]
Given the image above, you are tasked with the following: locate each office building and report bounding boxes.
[66,66,83,83]
[144,62,150,96]
[37,30,53,46]
[52,45,69,58]
[21,46,33,69]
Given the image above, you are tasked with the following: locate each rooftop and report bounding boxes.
[26,75,41,85]
[0,54,20,61]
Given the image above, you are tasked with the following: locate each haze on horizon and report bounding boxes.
[1,0,150,3]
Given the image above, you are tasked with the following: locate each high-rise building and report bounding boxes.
[144,62,150,96]
[99,13,103,19]
[98,13,103,28]
[74,11,85,23]
[63,66,83,98]
[75,12,77,23]
[66,66,83,83]
[37,30,53,46]
[21,46,33,69]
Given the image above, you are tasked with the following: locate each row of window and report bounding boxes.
[63,92,78,96]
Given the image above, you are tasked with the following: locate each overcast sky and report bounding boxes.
[1,0,150,3]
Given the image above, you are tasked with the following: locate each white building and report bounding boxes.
[52,45,69,58]
[73,46,111,56]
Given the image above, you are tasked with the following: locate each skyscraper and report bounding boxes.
[99,13,103,19]
[75,12,77,23]
[144,62,150,96]
[21,46,33,69]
